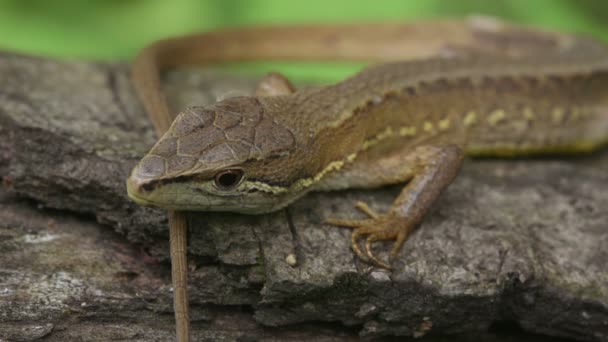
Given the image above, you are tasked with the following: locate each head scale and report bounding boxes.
[127,96,298,213]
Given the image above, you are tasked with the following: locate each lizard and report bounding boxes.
[126,17,608,341]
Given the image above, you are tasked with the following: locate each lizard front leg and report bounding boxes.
[326,144,464,269]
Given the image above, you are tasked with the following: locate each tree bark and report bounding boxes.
[1,52,607,341]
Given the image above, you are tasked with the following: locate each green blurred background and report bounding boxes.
[1,0,607,79]
[1,0,607,59]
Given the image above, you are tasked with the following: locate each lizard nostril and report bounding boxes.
[139,180,158,193]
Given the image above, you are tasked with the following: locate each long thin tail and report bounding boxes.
[132,18,570,134]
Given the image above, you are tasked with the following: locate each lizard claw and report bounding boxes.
[326,201,412,269]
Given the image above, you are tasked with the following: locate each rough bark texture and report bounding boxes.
[0,52,607,341]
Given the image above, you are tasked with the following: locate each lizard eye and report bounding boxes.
[214,169,244,190]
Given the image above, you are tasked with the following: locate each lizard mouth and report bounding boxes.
[126,177,159,207]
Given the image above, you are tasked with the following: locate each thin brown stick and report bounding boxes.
[169,211,190,342]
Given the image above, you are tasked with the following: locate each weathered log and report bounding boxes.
[1,51,607,341]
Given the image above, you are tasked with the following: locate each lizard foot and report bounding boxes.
[326,201,411,269]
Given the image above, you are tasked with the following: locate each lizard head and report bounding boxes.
[126,96,300,214]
